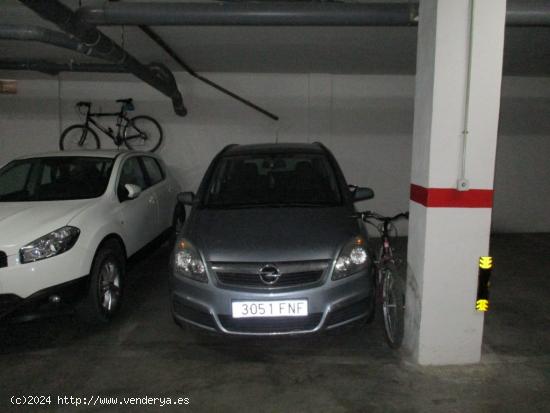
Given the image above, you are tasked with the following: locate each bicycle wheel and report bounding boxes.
[381,263,405,349]
[59,125,100,151]
[123,115,163,152]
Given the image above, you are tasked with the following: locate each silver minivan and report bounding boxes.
[170,143,375,335]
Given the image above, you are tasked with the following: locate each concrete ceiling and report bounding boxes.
[1,0,549,77]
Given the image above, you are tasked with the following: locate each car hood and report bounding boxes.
[187,207,362,262]
[0,200,94,255]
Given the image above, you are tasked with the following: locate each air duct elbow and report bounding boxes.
[172,93,188,117]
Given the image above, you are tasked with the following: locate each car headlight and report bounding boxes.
[332,236,369,280]
[174,239,208,283]
[20,226,80,264]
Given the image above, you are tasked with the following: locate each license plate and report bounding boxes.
[231,300,308,318]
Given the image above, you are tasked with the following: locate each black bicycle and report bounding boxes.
[362,210,409,349]
[60,99,163,152]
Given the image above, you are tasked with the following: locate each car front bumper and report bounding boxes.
[0,276,89,321]
[170,267,374,336]
[0,246,91,320]
[0,245,91,298]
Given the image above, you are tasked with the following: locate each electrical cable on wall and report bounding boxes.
[458,0,475,192]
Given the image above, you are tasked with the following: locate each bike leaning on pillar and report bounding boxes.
[361,210,409,349]
[59,98,163,152]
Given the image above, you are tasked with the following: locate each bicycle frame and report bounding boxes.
[363,212,406,285]
[377,240,390,263]
[376,227,394,285]
[80,106,129,146]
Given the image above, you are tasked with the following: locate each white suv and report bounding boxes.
[0,150,181,323]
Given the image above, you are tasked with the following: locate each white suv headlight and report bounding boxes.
[20,226,80,264]
[174,239,208,283]
[332,236,369,280]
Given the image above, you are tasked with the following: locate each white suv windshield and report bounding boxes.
[205,153,342,207]
[0,157,114,202]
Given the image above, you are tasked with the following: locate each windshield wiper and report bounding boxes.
[274,202,333,208]
[207,202,335,209]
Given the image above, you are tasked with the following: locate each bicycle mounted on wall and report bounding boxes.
[59,98,163,152]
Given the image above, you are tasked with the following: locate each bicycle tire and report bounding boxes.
[123,115,163,152]
[381,263,405,349]
[59,125,100,151]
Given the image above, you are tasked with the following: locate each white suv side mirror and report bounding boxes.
[124,184,142,200]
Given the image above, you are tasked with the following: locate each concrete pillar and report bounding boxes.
[404,0,506,365]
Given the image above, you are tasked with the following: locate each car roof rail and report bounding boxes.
[220,143,239,155]
[312,141,329,152]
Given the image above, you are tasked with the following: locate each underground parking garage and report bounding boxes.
[0,0,549,411]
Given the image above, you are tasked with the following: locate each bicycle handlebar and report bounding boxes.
[361,211,409,223]
[76,99,132,108]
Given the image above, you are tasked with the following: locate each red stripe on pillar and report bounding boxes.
[410,184,493,208]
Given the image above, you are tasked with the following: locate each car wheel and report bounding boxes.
[349,295,376,329]
[363,260,377,324]
[364,293,376,324]
[76,240,125,324]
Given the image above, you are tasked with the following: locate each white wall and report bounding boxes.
[493,77,550,232]
[0,72,548,233]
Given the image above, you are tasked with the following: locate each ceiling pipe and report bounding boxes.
[77,1,550,27]
[0,25,100,58]
[507,0,550,27]
[77,2,419,26]
[19,0,187,116]
[0,60,127,76]
[139,25,279,121]
[0,24,278,119]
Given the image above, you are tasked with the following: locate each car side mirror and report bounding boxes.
[124,184,142,200]
[353,187,375,202]
[177,191,196,206]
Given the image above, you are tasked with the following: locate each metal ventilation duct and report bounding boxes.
[76,1,550,27]
[19,0,187,116]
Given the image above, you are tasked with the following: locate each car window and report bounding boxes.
[205,153,342,207]
[118,157,147,199]
[0,162,32,197]
[40,164,53,185]
[0,157,113,202]
[141,157,164,186]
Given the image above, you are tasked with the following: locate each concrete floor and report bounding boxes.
[0,234,548,412]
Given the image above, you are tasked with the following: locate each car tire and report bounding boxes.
[76,240,125,324]
[350,295,375,329]
[364,293,376,324]
[364,260,377,324]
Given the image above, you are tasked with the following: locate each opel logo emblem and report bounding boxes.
[259,264,280,285]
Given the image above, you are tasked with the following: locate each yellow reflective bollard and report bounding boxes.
[476,257,493,312]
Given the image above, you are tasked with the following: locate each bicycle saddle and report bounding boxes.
[76,101,91,107]
[116,98,133,104]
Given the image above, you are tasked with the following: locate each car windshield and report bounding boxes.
[205,153,342,207]
[0,156,114,202]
